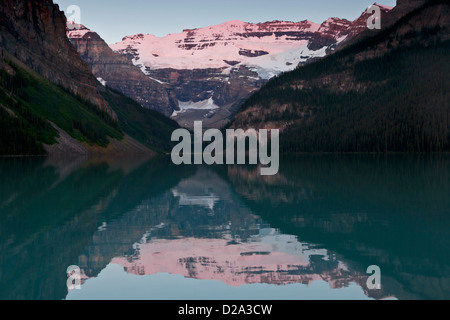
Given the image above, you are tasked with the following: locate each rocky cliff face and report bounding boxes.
[0,0,114,117]
[67,22,177,117]
[231,0,450,153]
[343,0,438,47]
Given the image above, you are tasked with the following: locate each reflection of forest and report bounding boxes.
[0,155,449,300]
[223,155,450,300]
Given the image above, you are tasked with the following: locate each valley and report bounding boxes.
[67,6,392,129]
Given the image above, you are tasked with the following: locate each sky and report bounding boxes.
[54,0,397,44]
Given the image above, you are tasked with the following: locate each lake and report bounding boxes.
[0,155,449,300]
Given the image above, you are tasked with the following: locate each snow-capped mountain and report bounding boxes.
[111,20,329,79]
[111,4,392,77]
[69,4,393,129]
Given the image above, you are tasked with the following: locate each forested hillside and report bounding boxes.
[0,58,178,155]
[232,0,450,153]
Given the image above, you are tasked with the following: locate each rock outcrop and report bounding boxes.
[230,0,450,153]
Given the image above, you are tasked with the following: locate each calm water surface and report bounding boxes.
[0,155,449,300]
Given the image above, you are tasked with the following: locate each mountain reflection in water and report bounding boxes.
[0,155,449,300]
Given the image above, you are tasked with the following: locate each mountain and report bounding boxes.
[221,155,450,300]
[0,0,112,116]
[0,0,179,156]
[67,5,391,130]
[66,21,177,117]
[231,0,450,152]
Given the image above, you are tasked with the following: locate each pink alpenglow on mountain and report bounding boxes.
[110,236,350,288]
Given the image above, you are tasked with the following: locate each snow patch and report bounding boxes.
[97,77,107,86]
[171,97,219,117]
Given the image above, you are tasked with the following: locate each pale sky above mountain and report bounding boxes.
[54,0,397,44]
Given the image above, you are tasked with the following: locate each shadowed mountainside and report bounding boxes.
[231,0,450,153]
[0,0,180,155]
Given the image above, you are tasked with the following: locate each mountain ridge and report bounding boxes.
[0,0,114,117]
[67,5,392,129]
[231,0,450,152]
